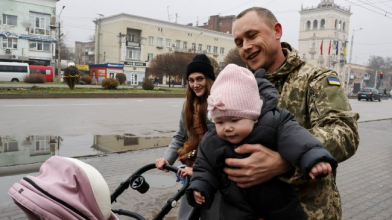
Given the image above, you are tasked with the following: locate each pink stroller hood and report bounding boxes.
[8,156,118,220]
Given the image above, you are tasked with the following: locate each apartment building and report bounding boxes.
[298,0,351,82]
[75,41,95,65]
[198,15,236,34]
[0,0,57,67]
[94,13,234,85]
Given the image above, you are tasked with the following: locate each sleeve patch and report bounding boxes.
[327,77,341,86]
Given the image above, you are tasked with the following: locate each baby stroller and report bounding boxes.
[8,156,190,220]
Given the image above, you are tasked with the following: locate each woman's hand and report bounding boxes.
[155,158,169,172]
[177,166,193,177]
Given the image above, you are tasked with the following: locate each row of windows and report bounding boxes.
[2,37,52,52]
[2,12,52,36]
[0,65,28,72]
[305,19,346,31]
[147,36,225,55]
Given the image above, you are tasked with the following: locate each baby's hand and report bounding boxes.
[193,191,205,205]
[309,162,332,180]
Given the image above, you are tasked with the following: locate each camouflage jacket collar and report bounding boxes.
[265,42,305,85]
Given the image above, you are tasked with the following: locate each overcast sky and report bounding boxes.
[57,0,392,65]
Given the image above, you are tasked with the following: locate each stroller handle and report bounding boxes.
[111,163,191,220]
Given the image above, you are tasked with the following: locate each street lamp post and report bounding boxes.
[57,6,65,82]
[345,28,362,95]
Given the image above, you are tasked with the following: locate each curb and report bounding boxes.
[0,93,186,99]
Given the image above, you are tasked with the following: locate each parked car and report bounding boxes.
[357,88,381,101]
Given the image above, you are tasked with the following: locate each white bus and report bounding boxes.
[0,62,30,82]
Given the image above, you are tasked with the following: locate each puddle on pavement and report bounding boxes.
[0,134,174,205]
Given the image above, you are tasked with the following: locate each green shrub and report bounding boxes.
[63,66,80,76]
[101,78,119,90]
[81,75,92,84]
[24,74,45,83]
[142,77,154,90]
[115,73,126,85]
[78,80,86,85]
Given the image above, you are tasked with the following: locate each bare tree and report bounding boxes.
[368,55,392,88]
[87,34,95,42]
[149,52,194,87]
[224,48,247,69]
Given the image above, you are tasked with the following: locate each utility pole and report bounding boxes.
[374,69,378,89]
[95,14,104,64]
[57,6,65,82]
[346,28,362,95]
[118,32,125,62]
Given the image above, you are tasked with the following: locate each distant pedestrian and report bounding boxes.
[383,88,387,97]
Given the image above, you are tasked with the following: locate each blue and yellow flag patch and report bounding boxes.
[327,77,341,86]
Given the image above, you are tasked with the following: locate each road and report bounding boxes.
[0,98,391,136]
[0,98,185,136]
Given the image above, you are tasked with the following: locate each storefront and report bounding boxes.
[89,63,124,83]
[75,64,89,76]
[123,61,146,85]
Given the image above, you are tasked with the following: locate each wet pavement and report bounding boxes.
[0,119,391,219]
[0,98,392,219]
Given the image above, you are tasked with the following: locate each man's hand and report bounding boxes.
[224,144,292,188]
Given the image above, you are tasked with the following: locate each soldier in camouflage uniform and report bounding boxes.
[224,7,360,220]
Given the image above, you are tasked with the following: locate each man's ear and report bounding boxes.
[274,22,283,40]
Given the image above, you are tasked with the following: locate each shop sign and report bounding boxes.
[0,32,56,43]
[76,65,89,71]
[124,61,146,67]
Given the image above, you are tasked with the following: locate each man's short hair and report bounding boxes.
[236,7,278,28]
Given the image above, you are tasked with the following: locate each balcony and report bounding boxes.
[127,41,140,47]
[329,57,337,64]
[363,74,370,81]
[318,56,324,64]
[309,48,316,54]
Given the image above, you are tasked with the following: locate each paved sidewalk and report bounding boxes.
[0,120,391,220]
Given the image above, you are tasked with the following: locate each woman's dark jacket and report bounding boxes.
[186,71,337,220]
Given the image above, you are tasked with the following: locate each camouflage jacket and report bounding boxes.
[264,42,360,220]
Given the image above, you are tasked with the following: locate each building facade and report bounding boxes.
[74,41,94,65]
[0,0,57,67]
[198,15,235,34]
[94,13,234,85]
[298,0,351,83]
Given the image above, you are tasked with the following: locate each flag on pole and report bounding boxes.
[343,41,348,56]
[328,39,331,55]
[335,40,339,55]
[320,40,323,55]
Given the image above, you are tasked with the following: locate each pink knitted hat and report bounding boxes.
[207,64,262,120]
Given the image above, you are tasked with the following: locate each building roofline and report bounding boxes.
[99,13,233,39]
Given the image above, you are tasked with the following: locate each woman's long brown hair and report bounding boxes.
[184,77,214,142]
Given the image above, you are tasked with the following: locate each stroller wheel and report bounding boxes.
[130,175,150,194]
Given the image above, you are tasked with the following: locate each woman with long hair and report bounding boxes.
[155,54,218,220]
